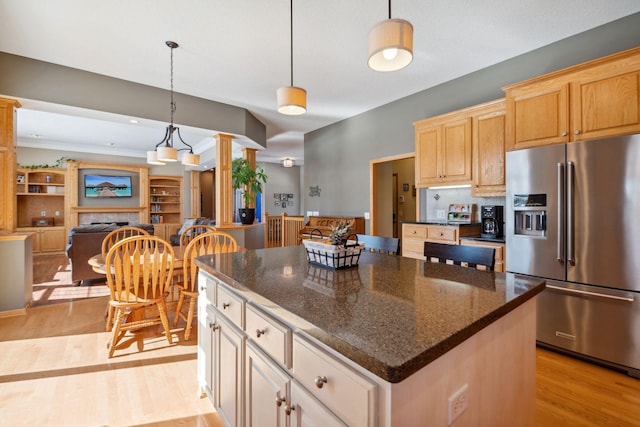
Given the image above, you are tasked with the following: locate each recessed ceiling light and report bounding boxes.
[129,119,139,124]
[108,142,116,146]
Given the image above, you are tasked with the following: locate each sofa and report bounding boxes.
[298,216,365,241]
[168,217,216,246]
[65,223,155,285]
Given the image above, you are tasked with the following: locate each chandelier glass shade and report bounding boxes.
[147,41,200,166]
[368,2,413,72]
[278,0,306,115]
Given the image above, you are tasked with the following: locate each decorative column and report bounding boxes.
[242,147,258,209]
[0,97,21,234]
[215,133,234,226]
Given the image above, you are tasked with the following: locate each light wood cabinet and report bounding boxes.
[152,223,181,241]
[414,113,472,187]
[16,168,66,253]
[504,46,640,150]
[472,99,506,197]
[460,239,505,272]
[402,223,481,260]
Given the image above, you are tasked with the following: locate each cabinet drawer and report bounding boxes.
[403,238,426,255]
[198,272,216,305]
[403,224,427,239]
[427,226,457,243]
[293,335,376,427]
[246,303,292,368]
[217,284,245,330]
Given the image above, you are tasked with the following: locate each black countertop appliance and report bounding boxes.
[480,205,504,239]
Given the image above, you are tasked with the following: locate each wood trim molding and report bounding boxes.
[215,133,234,226]
[0,97,21,234]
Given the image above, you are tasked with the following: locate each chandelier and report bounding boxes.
[147,41,200,166]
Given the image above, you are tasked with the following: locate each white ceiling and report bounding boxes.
[2,0,639,169]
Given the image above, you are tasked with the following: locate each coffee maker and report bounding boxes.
[480,205,504,239]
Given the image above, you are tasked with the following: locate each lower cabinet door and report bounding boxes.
[290,380,347,427]
[217,314,246,427]
[245,342,290,427]
[198,304,216,401]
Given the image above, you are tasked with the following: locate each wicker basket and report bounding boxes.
[302,238,364,269]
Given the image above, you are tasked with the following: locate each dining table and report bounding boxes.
[87,245,186,275]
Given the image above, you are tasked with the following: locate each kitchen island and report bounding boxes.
[195,246,545,426]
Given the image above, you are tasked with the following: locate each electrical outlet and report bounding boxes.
[437,209,446,219]
[364,212,370,220]
[55,210,61,216]
[448,384,468,425]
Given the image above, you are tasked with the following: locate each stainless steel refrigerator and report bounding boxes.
[506,134,640,377]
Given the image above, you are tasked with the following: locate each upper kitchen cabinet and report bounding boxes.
[414,111,472,187]
[504,46,640,150]
[472,99,506,197]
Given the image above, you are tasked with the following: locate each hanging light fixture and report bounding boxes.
[368,0,413,72]
[277,0,307,115]
[282,158,295,168]
[147,41,200,166]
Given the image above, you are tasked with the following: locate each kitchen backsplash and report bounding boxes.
[419,187,504,222]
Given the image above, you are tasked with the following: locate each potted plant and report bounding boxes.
[231,157,268,225]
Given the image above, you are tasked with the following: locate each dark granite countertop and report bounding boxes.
[460,236,506,243]
[195,246,544,383]
[402,221,482,227]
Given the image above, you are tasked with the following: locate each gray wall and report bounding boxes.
[262,163,302,217]
[304,13,640,217]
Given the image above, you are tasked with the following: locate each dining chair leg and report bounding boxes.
[109,307,125,358]
[184,296,197,341]
[105,305,114,332]
[157,300,173,344]
[173,291,186,327]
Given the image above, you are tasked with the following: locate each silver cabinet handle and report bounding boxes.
[208,322,219,331]
[275,396,285,407]
[546,285,634,302]
[284,404,295,416]
[314,376,328,388]
[256,328,266,338]
[222,302,230,309]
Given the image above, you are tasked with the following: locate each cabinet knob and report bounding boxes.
[314,375,328,388]
[208,322,219,331]
[284,404,295,416]
[575,130,581,135]
[561,132,567,137]
[256,328,267,338]
[275,396,285,407]
[200,286,206,291]
[222,302,230,309]
[439,232,444,237]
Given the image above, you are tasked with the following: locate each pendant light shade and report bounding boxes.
[368,1,413,72]
[181,151,200,166]
[278,0,306,115]
[368,18,413,72]
[147,150,165,165]
[277,86,307,115]
[157,145,178,162]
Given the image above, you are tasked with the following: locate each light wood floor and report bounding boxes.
[2,255,638,426]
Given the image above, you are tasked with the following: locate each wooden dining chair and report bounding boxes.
[424,241,496,271]
[101,226,151,331]
[174,231,238,340]
[179,225,217,248]
[355,234,400,255]
[104,235,175,357]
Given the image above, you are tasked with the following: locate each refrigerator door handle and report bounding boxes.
[557,162,565,262]
[546,284,634,302]
[567,161,575,264]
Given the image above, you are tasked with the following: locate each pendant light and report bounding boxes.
[277,0,307,115]
[147,41,200,166]
[368,0,413,72]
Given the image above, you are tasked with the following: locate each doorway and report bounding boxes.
[370,153,416,237]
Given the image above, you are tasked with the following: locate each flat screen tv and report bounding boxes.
[84,174,133,198]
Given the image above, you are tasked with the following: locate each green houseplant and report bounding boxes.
[231,158,268,224]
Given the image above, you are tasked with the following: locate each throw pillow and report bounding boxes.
[177,218,198,236]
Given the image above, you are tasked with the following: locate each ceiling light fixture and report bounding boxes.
[277,0,306,115]
[368,0,413,72]
[282,158,294,168]
[147,41,200,167]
